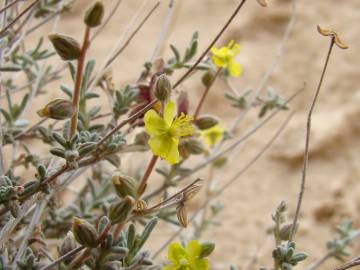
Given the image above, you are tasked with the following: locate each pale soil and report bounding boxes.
[11,0,360,269]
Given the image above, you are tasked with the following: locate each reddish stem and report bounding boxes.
[69,27,91,138]
[137,155,159,196]
[193,68,221,119]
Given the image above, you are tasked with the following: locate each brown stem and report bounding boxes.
[137,155,159,196]
[334,259,360,270]
[69,27,91,139]
[193,68,221,119]
[0,0,41,37]
[289,37,335,241]
[172,0,248,89]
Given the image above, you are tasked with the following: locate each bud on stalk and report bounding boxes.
[109,196,135,225]
[37,99,75,120]
[154,74,171,101]
[195,115,219,130]
[84,1,105,28]
[111,171,138,199]
[48,34,81,60]
[72,217,98,247]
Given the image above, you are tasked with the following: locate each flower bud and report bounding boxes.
[48,34,81,60]
[279,223,297,241]
[111,171,138,199]
[195,115,219,130]
[177,91,189,115]
[202,69,216,87]
[109,196,135,225]
[154,74,171,101]
[59,232,78,264]
[84,1,105,28]
[134,131,150,146]
[37,99,75,120]
[200,242,215,258]
[181,139,204,155]
[72,217,98,247]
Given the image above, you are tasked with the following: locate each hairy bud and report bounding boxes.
[154,74,171,101]
[109,196,135,225]
[84,1,105,28]
[59,232,78,264]
[37,99,75,120]
[195,115,219,130]
[72,217,98,247]
[48,34,81,60]
[111,171,138,199]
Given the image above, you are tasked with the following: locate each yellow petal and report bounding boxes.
[144,109,168,136]
[168,242,186,262]
[163,101,176,127]
[201,125,225,147]
[186,240,202,257]
[164,137,180,164]
[228,60,242,77]
[148,134,171,157]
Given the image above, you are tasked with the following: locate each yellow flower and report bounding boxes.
[162,240,209,270]
[210,40,242,77]
[144,101,194,164]
[201,125,225,147]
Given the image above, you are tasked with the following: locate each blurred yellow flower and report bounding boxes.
[210,40,242,77]
[162,240,209,270]
[144,101,194,164]
[201,125,225,147]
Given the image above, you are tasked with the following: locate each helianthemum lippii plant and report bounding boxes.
[0,1,355,270]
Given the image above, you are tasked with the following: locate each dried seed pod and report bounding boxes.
[317,25,349,49]
[84,1,105,28]
[135,199,148,211]
[183,179,203,201]
[37,99,75,120]
[72,217,98,247]
[176,203,188,228]
[48,34,81,60]
[256,0,267,7]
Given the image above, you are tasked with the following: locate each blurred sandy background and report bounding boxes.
[19,0,360,269]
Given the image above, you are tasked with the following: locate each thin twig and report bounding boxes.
[149,0,176,62]
[289,38,335,241]
[334,258,360,270]
[193,68,221,119]
[12,202,46,269]
[172,0,248,89]
[0,0,40,37]
[88,0,157,92]
[0,0,23,15]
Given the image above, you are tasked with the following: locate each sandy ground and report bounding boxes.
[11,0,360,269]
